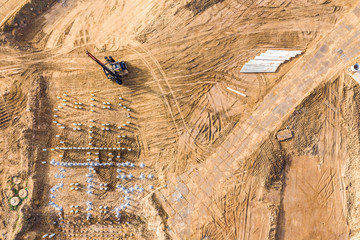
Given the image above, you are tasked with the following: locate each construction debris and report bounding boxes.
[276,129,293,141]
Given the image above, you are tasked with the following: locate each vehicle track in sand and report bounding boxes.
[138,44,210,154]
[127,45,180,134]
[127,44,215,165]
[0,0,357,238]
[0,95,10,129]
[160,3,360,238]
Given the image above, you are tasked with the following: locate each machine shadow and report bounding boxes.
[121,63,162,97]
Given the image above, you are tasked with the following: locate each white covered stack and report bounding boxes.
[240,50,302,73]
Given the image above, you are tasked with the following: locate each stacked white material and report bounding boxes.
[240,50,302,73]
[352,72,360,85]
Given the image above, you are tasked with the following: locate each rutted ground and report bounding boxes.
[0,0,358,239]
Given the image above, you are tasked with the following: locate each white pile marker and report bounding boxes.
[226,87,247,97]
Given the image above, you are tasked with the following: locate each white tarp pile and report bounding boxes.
[240,50,302,73]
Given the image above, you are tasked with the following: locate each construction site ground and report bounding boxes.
[1,0,360,239]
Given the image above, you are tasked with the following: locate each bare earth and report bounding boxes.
[1,0,360,239]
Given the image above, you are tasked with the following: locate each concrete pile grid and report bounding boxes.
[40,92,157,239]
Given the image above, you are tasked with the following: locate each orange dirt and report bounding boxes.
[1,0,360,239]
[279,156,348,240]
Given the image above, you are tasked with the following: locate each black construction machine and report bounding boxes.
[86,50,128,85]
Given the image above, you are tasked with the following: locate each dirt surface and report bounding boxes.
[280,156,347,239]
[276,75,354,240]
[1,0,360,239]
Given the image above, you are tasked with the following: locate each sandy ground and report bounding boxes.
[0,0,360,239]
[280,156,347,239]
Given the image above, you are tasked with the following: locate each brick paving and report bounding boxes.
[158,5,360,239]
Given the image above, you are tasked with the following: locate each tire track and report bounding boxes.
[138,44,207,151]
[128,45,212,161]
[0,95,11,129]
[127,45,180,134]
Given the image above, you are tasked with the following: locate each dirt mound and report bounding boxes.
[284,83,327,156]
[340,77,360,238]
